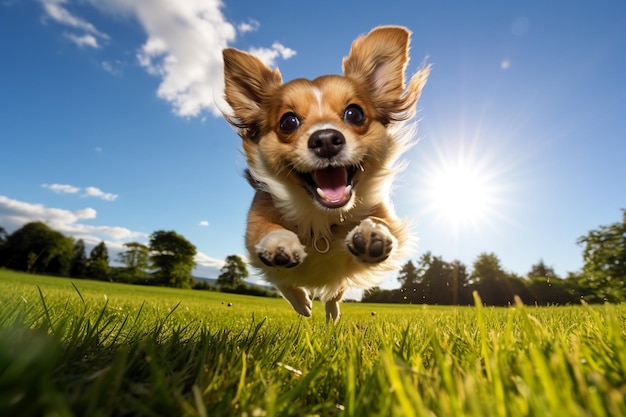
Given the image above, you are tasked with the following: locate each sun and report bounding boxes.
[429,163,490,224]
[420,154,503,233]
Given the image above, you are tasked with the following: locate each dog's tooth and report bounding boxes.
[317,188,328,200]
[345,185,352,195]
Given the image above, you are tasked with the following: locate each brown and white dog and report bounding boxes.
[222,26,429,321]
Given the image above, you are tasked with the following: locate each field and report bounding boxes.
[0,269,625,417]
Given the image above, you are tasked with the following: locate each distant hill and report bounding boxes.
[193,276,276,293]
[193,276,217,285]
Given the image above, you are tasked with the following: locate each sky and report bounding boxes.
[1,0,625,289]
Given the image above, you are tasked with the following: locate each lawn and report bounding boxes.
[0,269,624,416]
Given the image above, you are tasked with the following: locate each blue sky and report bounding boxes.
[1,0,625,288]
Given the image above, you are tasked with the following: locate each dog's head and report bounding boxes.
[223,26,429,216]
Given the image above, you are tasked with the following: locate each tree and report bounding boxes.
[577,209,626,303]
[524,259,574,305]
[470,252,517,306]
[399,258,423,303]
[526,274,577,305]
[562,271,587,303]
[117,242,150,282]
[216,254,249,289]
[149,230,196,288]
[70,239,88,278]
[394,254,473,305]
[0,225,8,266]
[88,241,110,280]
[431,259,470,305]
[397,260,419,288]
[0,226,7,244]
[527,259,558,280]
[413,255,471,305]
[1,222,73,275]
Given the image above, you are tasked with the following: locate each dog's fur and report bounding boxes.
[222,26,429,321]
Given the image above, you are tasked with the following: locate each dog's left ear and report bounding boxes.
[343,26,430,122]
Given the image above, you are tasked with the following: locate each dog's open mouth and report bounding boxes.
[300,166,356,209]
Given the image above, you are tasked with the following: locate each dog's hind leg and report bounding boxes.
[325,288,346,323]
[278,286,312,317]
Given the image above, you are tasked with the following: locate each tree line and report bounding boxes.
[0,222,197,286]
[0,221,265,294]
[364,209,626,305]
[363,253,579,305]
[1,208,624,305]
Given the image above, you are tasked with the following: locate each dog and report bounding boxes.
[222,26,429,321]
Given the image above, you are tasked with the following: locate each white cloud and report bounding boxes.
[237,19,259,34]
[84,186,118,201]
[38,0,296,117]
[0,195,148,268]
[42,183,80,194]
[190,251,224,279]
[136,36,169,76]
[248,42,297,67]
[64,32,100,48]
[72,224,142,242]
[42,183,118,201]
[0,195,143,243]
[101,60,124,75]
[195,251,225,269]
[199,220,209,227]
[73,207,97,219]
[194,252,225,278]
[0,195,237,279]
[40,0,108,39]
[125,0,238,117]
[0,195,86,228]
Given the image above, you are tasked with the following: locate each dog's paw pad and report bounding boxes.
[260,246,301,268]
[256,230,306,268]
[346,218,394,263]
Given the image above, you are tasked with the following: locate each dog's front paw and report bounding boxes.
[346,218,394,263]
[255,229,306,268]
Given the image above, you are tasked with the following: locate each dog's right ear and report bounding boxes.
[223,49,283,139]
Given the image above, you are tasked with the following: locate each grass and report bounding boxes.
[0,269,625,417]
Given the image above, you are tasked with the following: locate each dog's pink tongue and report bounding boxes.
[314,167,348,201]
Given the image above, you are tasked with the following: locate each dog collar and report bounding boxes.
[313,236,330,253]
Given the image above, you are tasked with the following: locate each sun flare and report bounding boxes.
[430,164,489,222]
[421,155,502,233]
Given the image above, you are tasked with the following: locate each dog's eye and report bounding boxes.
[343,104,365,125]
[279,112,301,134]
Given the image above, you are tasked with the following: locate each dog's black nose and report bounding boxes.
[308,129,345,159]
